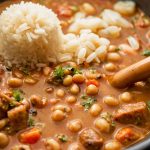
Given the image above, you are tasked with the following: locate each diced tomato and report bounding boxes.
[115,127,140,145]
[86,79,99,87]
[56,5,73,18]
[19,128,41,144]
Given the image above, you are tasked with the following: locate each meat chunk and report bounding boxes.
[113,102,148,125]
[7,105,29,131]
[79,128,103,150]
[115,127,141,145]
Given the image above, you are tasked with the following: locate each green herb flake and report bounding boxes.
[27,116,35,127]
[142,50,150,56]
[115,47,121,51]
[64,65,82,75]
[56,134,68,143]
[146,100,150,111]
[12,89,23,102]
[81,95,97,111]
[54,66,65,81]
[70,5,78,12]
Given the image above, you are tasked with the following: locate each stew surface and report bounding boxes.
[0,0,150,150]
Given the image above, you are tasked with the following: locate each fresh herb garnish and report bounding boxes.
[70,5,78,12]
[142,50,150,56]
[56,134,68,143]
[27,116,35,127]
[146,100,150,111]
[12,89,23,102]
[81,95,97,111]
[53,66,65,82]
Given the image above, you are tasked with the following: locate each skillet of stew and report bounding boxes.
[0,0,150,149]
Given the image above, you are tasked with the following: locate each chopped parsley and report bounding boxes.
[70,5,78,12]
[81,95,97,111]
[53,66,65,83]
[142,50,150,56]
[56,134,68,143]
[27,116,35,127]
[115,47,121,51]
[146,100,150,111]
[12,89,24,102]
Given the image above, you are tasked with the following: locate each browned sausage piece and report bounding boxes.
[79,128,103,150]
[113,102,148,125]
[115,127,141,145]
[111,57,150,88]
[7,105,29,131]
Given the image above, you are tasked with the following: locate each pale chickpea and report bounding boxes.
[30,95,48,108]
[103,96,119,106]
[94,118,110,133]
[56,89,65,98]
[86,84,99,95]
[52,104,72,113]
[104,63,117,72]
[68,143,81,150]
[43,67,51,76]
[104,140,121,150]
[67,119,82,132]
[7,77,23,88]
[82,3,96,15]
[66,96,77,104]
[72,74,85,84]
[44,138,61,150]
[51,110,65,121]
[0,132,9,148]
[63,75,73,86]
[89,104,102,117]
[70,84,80,95]
[119,92,132,102]
[107,53,121,62]
[108,45,117,52]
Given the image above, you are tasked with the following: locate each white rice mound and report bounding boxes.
[0,1,63,67]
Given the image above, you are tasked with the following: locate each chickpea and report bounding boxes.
[30,95,48,108]
[108,45,117,52]
[68,143,81,150]
[89,104,102,117]
[103,96,119,106]
[86,84,99,95]
[70,84,80,95]
[72,74,85,84]
[67,119,82,132]
[107,53,121,62]
[104,63,117,72]
[66,96,77,104]
[56,89,65,98]
[52,104,72,113]
[51,110,65,121]
[7,77,23,88]
[0,132,9,148]
[63,75,73,86]
[104,140,121,150]
[119,92,132,102]
[44,138,60,150]
[82,3,96,15]
[94,118,110,133]
[43,67,51,76]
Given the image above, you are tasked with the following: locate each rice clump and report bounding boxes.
[0,1,63,67]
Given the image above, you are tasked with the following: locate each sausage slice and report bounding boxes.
[79,128,103,150]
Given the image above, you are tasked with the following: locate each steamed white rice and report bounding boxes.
[0,1,63,67]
